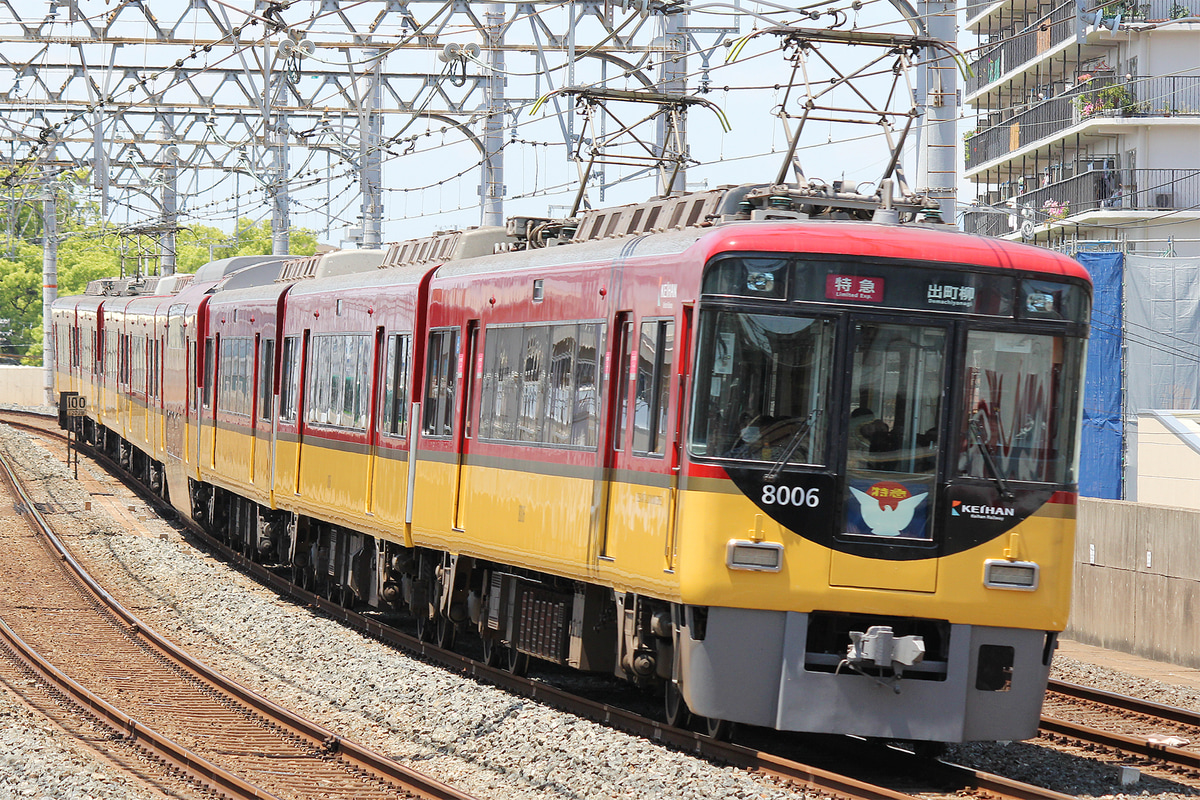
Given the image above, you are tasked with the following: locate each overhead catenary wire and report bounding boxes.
[3,0,994,245]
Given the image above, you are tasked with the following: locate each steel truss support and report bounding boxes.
[0,0,686,248]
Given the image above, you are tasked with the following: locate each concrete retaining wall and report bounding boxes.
[0,366,49,408]
[1069,498,1200,667]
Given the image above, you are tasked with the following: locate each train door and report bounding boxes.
[366,327,385,515]
[187,336,197,466]
[599,315,677,572]
[452,321,479,530]
[664,306,692,569]
[292,330,310,495]
[250,332,260,482]
[831,317,949,592]
[596,313,632,560]
[204,335,218,469]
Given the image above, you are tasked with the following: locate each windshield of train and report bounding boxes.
[957,330,1082,485]
[689,311,834,465]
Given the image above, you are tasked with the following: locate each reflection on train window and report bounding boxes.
[479,321,603,448]
[218,336,253,416]
[958,331,1081,485]
[689,311,833,466]
[202,337,214,409]
[423,328,459,437]
[258,339,274,422]
[846,323,945,474]
[380,333,411,437]
[633,319,674,456]
[279,336,301,422]
[303,332,372,430]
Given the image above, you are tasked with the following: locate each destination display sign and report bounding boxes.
[703,256,1089,323]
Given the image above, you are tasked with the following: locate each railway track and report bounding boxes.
[0,409,1162,800]
[0,433,481,800]
[1042,679,1200,776]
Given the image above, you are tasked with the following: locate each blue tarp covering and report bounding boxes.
[1076,251,1124,499]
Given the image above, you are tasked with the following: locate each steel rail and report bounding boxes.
[1049,678,1200,727]
[1044,679,1200,771]
[0,440,480,800]
[1040,715,1200,769]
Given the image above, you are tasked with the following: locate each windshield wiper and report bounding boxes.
[765,409,821,482]
[968,413,1014,499]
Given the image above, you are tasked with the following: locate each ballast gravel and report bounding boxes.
[1,416,1197,800]
[0,694,169,800]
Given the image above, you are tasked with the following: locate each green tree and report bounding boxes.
[0,243,42,365]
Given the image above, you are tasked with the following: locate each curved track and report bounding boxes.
[0,434,480,800]
[0,409,1126,800]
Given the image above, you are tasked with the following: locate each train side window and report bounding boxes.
[574,324,603,448]
[547,324,577,446]
[313,336,333,425]
[119,334,130,388]
[241,337,252,416]
[380,333,411,437]
[331,336,348,426]
[219,340,229,412]
[480,325,523,441]
[349,334,370,429]
[613,319,633,452]
[279,336,300,423]
[423,329,459,437]
[203,337,214,409]
[259,339,274,422]
[633,319,675,456]
[519,326,550,442]
[148,339,156,399]
[188,341,197,414]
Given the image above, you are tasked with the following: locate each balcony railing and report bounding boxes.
[965,0,996,19]
[962,209,1010,237]
[971,169,1200,236]
[965,77,1114,168]
[965,77,1200,169]
[966,1,1077,95]
[1103,0,1200,22]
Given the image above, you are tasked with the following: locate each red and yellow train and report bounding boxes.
[53,183,1091,744]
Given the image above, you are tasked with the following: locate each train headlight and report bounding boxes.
[983,559,1039,590]
[726,540,784,572]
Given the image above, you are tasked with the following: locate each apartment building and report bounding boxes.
[960,0,1200,254]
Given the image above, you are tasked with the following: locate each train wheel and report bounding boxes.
[297,566,316,594]
[414,610,436,643]
[700,715,733,742]
[504,647,529,677]
[481,635,502,668]
[910,741,947,760]
[663,681,691,729]
[435,614,457,651]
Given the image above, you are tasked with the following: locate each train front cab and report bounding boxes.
[671,242,1090,743]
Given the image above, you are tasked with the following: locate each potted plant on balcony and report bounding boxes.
[1075,84,1139,118]
[1098,84,1139,116]
[1042,199,1070,220]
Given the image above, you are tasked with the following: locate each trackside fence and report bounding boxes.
[1070,498,1200,667]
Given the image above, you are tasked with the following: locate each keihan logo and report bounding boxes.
[952,500,1015,520]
